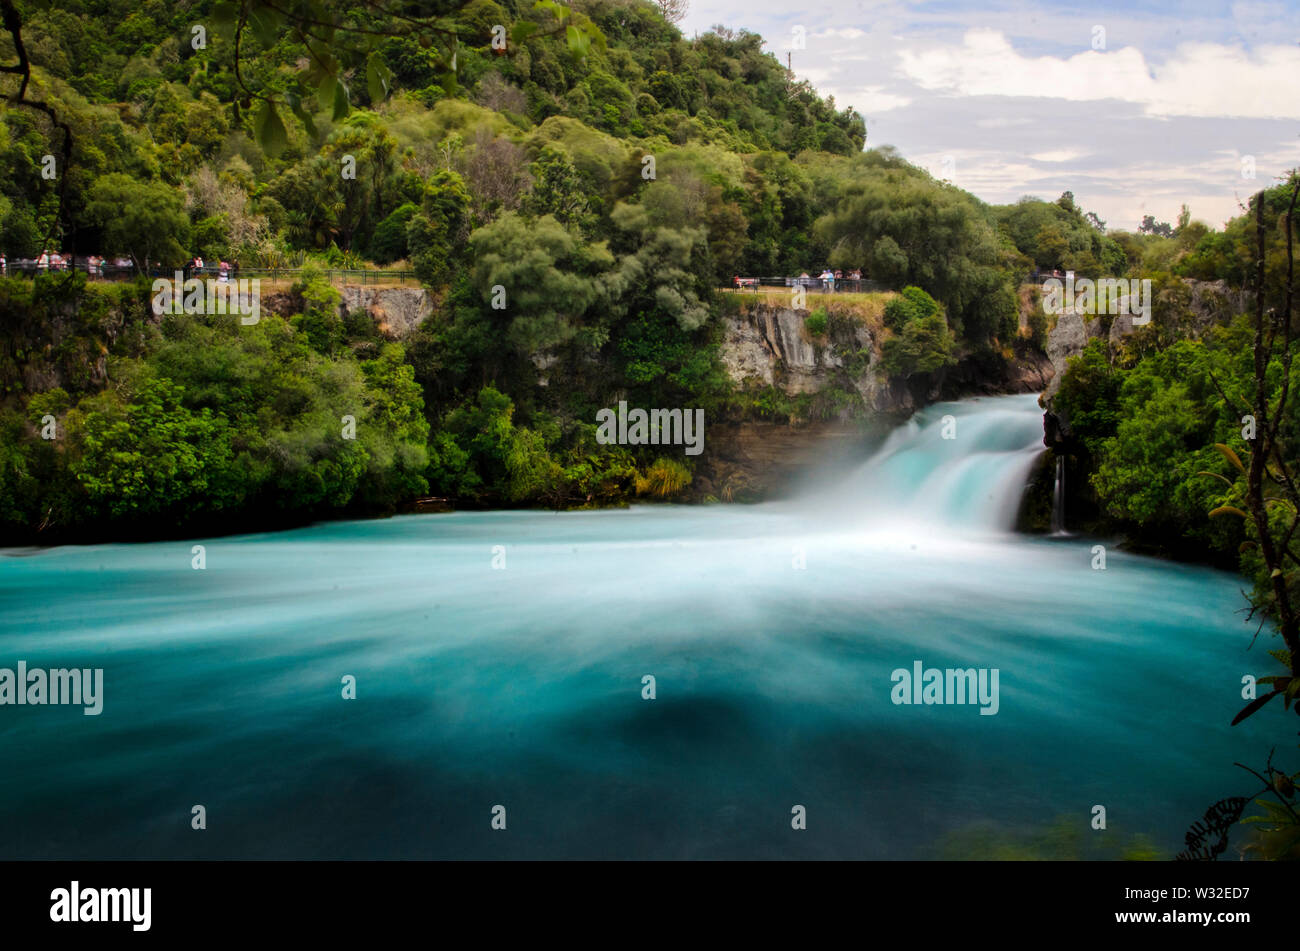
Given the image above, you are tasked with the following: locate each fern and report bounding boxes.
[1176,797,1249,861]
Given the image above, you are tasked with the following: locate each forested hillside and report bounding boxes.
[0,0,1239,542]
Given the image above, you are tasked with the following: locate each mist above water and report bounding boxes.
[792,394,1046,534]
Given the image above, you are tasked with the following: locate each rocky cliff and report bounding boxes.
[719,300,909,412]
[719,297,1052,413]
[337,285,435,339]
[0,283,146,397]
[1042,278,1244,401]
[704,295,1054,499]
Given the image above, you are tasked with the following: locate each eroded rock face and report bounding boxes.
[719,303,908,411]
[338,286,433,339]
[942,349,1055,398]
[720,312,777,386]
[721,304,835,392]
[1041,278,1243,399]
[2,294,135,395]
[1044,311,1097,397]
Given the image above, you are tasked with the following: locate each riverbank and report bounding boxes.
[2,383,1036,549]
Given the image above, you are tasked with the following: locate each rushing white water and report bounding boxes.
[1052,455,1067,535]
[794,393,1046,533]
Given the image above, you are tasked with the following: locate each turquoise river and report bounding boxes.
[0,394,1273,858]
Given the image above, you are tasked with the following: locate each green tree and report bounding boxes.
[84,174,189,269]
[1052,339,1122,456]
[881,312,955,378]
[469,211,614,353]
[67,374,230,520]
[883,285,941,332]
[408,170,472,288]
[369,202,419,264]
[522,147,592,229]
[358,343,430,504]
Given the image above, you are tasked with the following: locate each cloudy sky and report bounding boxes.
[679,0,1300,231]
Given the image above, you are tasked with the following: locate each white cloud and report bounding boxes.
[1030,149,1089,163]
[844,85,913,113]
[677,3,1297,228]
[897,29,1300,119]
[974,117,1035,129]
[816,27,867,40]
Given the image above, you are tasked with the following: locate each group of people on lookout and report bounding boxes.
[801,267,863,290]
[0,252,238,281]
[732,267,864,291]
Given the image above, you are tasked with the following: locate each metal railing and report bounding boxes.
[1,261,138,279]
[232,267,419,284]
[0,262,419,284]
[721,277,889,294]
[1025,269,1073,285]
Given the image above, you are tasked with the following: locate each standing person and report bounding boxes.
[37,249,49,270]
[0,251,6,274]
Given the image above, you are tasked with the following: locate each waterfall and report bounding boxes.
[804,394,1046,533]
[1051,455,1067,535]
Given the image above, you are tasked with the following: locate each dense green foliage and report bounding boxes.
[1054,333,1251,556]
[994,191,1127,277]
[882,285,940,332]
[803,307,827,337]
[1053,176,1300,572]
[0,0,1136,540]
[2,270,432,536]
[881,310,956,379]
